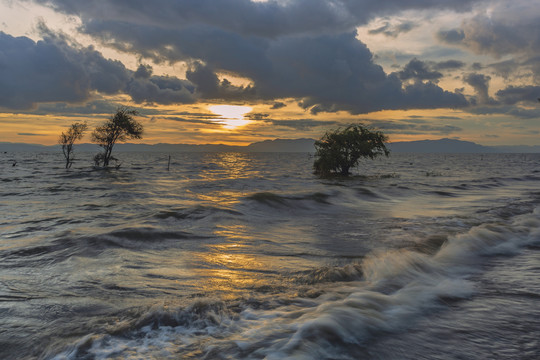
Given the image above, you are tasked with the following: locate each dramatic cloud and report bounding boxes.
[395,58,443,81]
[0,31,125,109]
[2,0,539,146]
[14,0,474,115]
[263,32,468,113]
[0,31,198,109]
[433,60,466,71]
[75,23,468,113]
[468,105,540,119]
[185,62,255,101]
[270,102,286,110]
[127,65,196,105]
[22,100,120,116]
[463,73,492,104]
[32,0,479,38]
[495,85,540,105]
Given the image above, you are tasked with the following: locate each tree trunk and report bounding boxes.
[64,144,72,169]
[340,166,350,176]
[103,145,112,167]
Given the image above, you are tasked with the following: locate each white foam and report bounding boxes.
[51,208,540,359]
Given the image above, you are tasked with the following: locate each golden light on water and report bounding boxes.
[208,105,253,130]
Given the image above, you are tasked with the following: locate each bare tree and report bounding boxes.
[91,106,143,168]
[59,122,88,169]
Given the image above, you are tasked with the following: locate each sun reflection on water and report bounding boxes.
[196,243,269,298]
[194,153,262,205]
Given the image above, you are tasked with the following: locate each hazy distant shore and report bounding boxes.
[2,138,540,153]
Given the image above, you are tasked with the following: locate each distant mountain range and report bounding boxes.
[388,138,540,153]
[2,138,540,153]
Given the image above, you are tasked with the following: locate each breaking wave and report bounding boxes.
[49,208,540,359]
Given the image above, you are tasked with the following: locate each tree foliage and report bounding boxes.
[313,124,389,176]
[91,106,143,167]
[59,122,88,169]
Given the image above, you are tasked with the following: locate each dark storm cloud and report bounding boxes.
[185,62,256,100]
[463,73,492,104]
[0,31,126,109]
[398,81,469,110]
[0,31,197,109]
[22,0,476,114]
[495,85,540,105]
[433,60,466,71]
[134,64,152,79]
[271,102,286,109]
[91,28,468,113]
[30,100,120,116]
[127,75,196,105]
[467,104,540,119]
[246,113,270,120]
[263,32,468,114]
[395,58,443,81]
[5,0,485,113]
[32,0,478,38]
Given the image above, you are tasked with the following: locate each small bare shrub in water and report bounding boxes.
[59,122,88,169]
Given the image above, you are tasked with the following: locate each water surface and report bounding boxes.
[1,152,539,359]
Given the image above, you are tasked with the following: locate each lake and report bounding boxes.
[1,151,539,359]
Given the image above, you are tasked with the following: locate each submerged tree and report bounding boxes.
[313,124,389,176]
[59,122,88,169]
[91,106,143,168]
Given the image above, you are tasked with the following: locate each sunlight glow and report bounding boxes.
[208,105,253,130]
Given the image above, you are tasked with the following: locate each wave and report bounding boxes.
[48,208,540,359]
[1,227,202,267]
[154,205,243,220]
[246,192,333,211]
[429,190,458,197]
[295,263,364,284]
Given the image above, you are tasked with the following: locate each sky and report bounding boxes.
[1,0,539,146]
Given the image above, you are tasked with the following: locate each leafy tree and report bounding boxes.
[313,124,389,176]
[91,106,143,167]
[59,122,88,169]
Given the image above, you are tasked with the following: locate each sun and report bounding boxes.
[208,105,253,130]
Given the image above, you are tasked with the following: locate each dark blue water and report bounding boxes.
[1,152,539,359]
